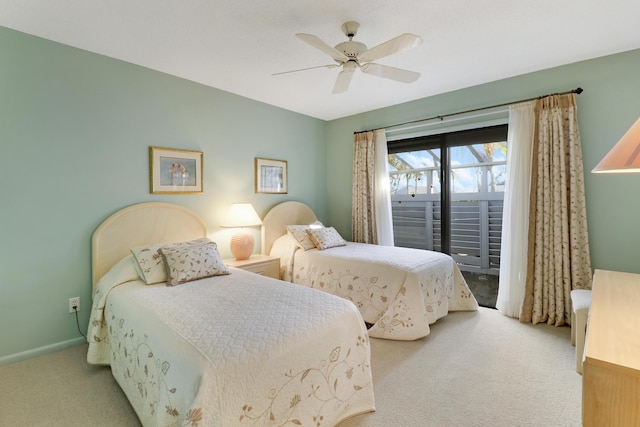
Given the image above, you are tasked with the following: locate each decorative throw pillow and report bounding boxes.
[158,241,229,286]
[306,227,347,250]
[286,225,318,250]
[131,243,170,284]
[131,238,211,284]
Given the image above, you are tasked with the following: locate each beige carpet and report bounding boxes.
[0,308,582,426]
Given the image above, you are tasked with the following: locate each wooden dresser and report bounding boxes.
[582,269,640,426]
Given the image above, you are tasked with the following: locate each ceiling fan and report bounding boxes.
[274,21,423,94]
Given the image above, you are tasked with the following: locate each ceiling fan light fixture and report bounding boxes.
[343,61,358,71]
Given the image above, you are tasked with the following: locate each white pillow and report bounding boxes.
[131,238,210,284]
[306,227,347,250]
[158,241,229,286]
[286,225,318,250]
[130,243,167,284]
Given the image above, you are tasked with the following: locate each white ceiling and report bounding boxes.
[1,0,639,121]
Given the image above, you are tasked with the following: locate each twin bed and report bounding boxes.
[261,201,478,341]
[87,202,375,427]
[87,201,477,426]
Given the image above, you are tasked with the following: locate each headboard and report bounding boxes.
[261,201,317,255]
[91,202,208,287]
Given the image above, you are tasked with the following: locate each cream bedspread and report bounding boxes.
[271,237,478,340]
[87,255,375,427]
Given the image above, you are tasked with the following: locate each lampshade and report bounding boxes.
[592,118,640,173]
[221,203,262,260]
[220,203,262,228]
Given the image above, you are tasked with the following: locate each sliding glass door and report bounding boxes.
[388,125,508,307]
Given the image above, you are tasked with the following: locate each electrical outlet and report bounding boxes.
[68,297,80,313]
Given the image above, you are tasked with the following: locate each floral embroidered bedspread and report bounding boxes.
[87,255,375,426]
[273,239,478,340]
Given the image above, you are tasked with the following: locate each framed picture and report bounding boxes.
[255,158,288,194]
[150,146,203,194]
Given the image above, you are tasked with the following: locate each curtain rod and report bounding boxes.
[354,87,583,134]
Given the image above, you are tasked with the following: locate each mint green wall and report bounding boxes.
[326,49,640,275]
[0,27,327,364]
[2,23,639,365]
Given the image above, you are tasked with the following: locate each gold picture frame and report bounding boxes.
[150,146,203,194]
[255,158,288,194]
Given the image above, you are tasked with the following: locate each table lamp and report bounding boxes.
[592,117,640,173]
[221,203,263,260]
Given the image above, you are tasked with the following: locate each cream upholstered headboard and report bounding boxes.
[91,202,208,287]
[261,201,317,255]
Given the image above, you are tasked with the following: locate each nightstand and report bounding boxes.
[224,255,280,280]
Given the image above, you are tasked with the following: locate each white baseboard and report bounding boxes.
[0,337,87,367]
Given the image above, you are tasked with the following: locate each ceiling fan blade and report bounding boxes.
[332,63,357,94]
[361,63,420,83]
[358,33,423,63]
[272,64,338,76]
[296,33,349,63]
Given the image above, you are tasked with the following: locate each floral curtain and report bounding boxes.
[352,129,394,245]
[520,94,593,325]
